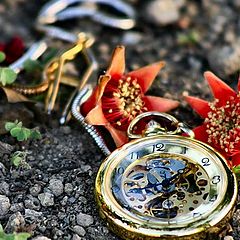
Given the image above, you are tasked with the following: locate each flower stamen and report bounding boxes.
[205,94,240,155]
[102,76,147,130]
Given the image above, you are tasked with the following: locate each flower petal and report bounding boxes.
[85,104,108,125]
[185,96,211,119]
[128,61,165,93]
[232,153,240,167]
[81,75,111,115]
[193,125,209,143]
[238,75,240,92]
[105,124,128,147]
[5,36,24,64]
[143,96,179,112]
[204,71,236,104]
[106,45,125,78]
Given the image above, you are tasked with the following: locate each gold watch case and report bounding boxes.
[95,113,237,240]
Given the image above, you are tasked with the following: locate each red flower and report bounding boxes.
[81,46,179,147]
[185,71,240,167]
[0,36,24,64]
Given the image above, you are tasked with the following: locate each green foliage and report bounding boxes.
[0,52,6,63]
[177,30,200,45]
[0,68,17,86]
[233,165,240,178]
[23,48,58,74]
[0,224,30,240]
[23,59,42,73]
[5,120,41,142]
[10,151,30,168]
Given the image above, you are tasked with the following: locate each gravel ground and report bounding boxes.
[0,0,240,239]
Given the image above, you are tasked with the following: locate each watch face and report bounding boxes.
[96,135,237,239]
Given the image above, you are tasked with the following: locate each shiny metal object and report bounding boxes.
[9,41,48,74]
[37,0,136,30]
[127,112,195,139]
[95,112,237,239]
[44,32,94,114]
[71,85,111,155]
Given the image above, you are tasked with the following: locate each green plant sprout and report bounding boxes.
[10,151,30,169]
[233,165,240,178]
[0,224,30,240]
[0,51,17,86]
[5,120,41,142]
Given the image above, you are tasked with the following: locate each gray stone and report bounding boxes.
[0,195,10,215]
[24,195,41,210]
[72,225,86,236]
[32,237,51,240]
[0,163,6,176]
[64,183,73,195]
[122,32,142,45]
[208,42,240,77]
[38,192,54,207]
[0,181,10,195]
[76,213,94,227]
[29,184,42,196]
[72,234,82,240]
[60,196,68,206]
[10,202,24,212]
[25,209,43,220]
[4,212,25,233]
[60,126,71,134]
[48,179,64,197]
[146,0,180,26]
[224,236,234,240]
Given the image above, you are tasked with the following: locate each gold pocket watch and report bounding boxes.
[95,112,237,240]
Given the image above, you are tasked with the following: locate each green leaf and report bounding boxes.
[23,59,42,73]
[233,165,240,178]
[21,128,31,141]
[0,223,4,232]
[5,122,17,131]
[41,48,58,64]
[0,52,6,63]
[11,156,22,167]
[0,67,17,86]
[14,232,30,240]
[30,129,42,140]
[10,127,30,141]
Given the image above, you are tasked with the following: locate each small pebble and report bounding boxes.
[4,212,25,233]
[64,183,74,195]
[38,192,54,207]
[208,42,240,77]
[72,234,82,240]
[32,237,51,240]
[0,195,10,216]
[146,0,180,25]
[0,181,10,195]
[224,236,234,240]
[76,213,94,227]
[72,225,86,237]
[60,126,71,135]
[29,184,42,196]
[60,196,68,206]
[10,203,24,212]
[25,209,43,220]
[48,179,64,197]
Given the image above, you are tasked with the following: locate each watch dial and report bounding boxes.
[108,136,229,227]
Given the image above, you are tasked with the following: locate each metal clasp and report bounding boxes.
[127,112,195,139]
